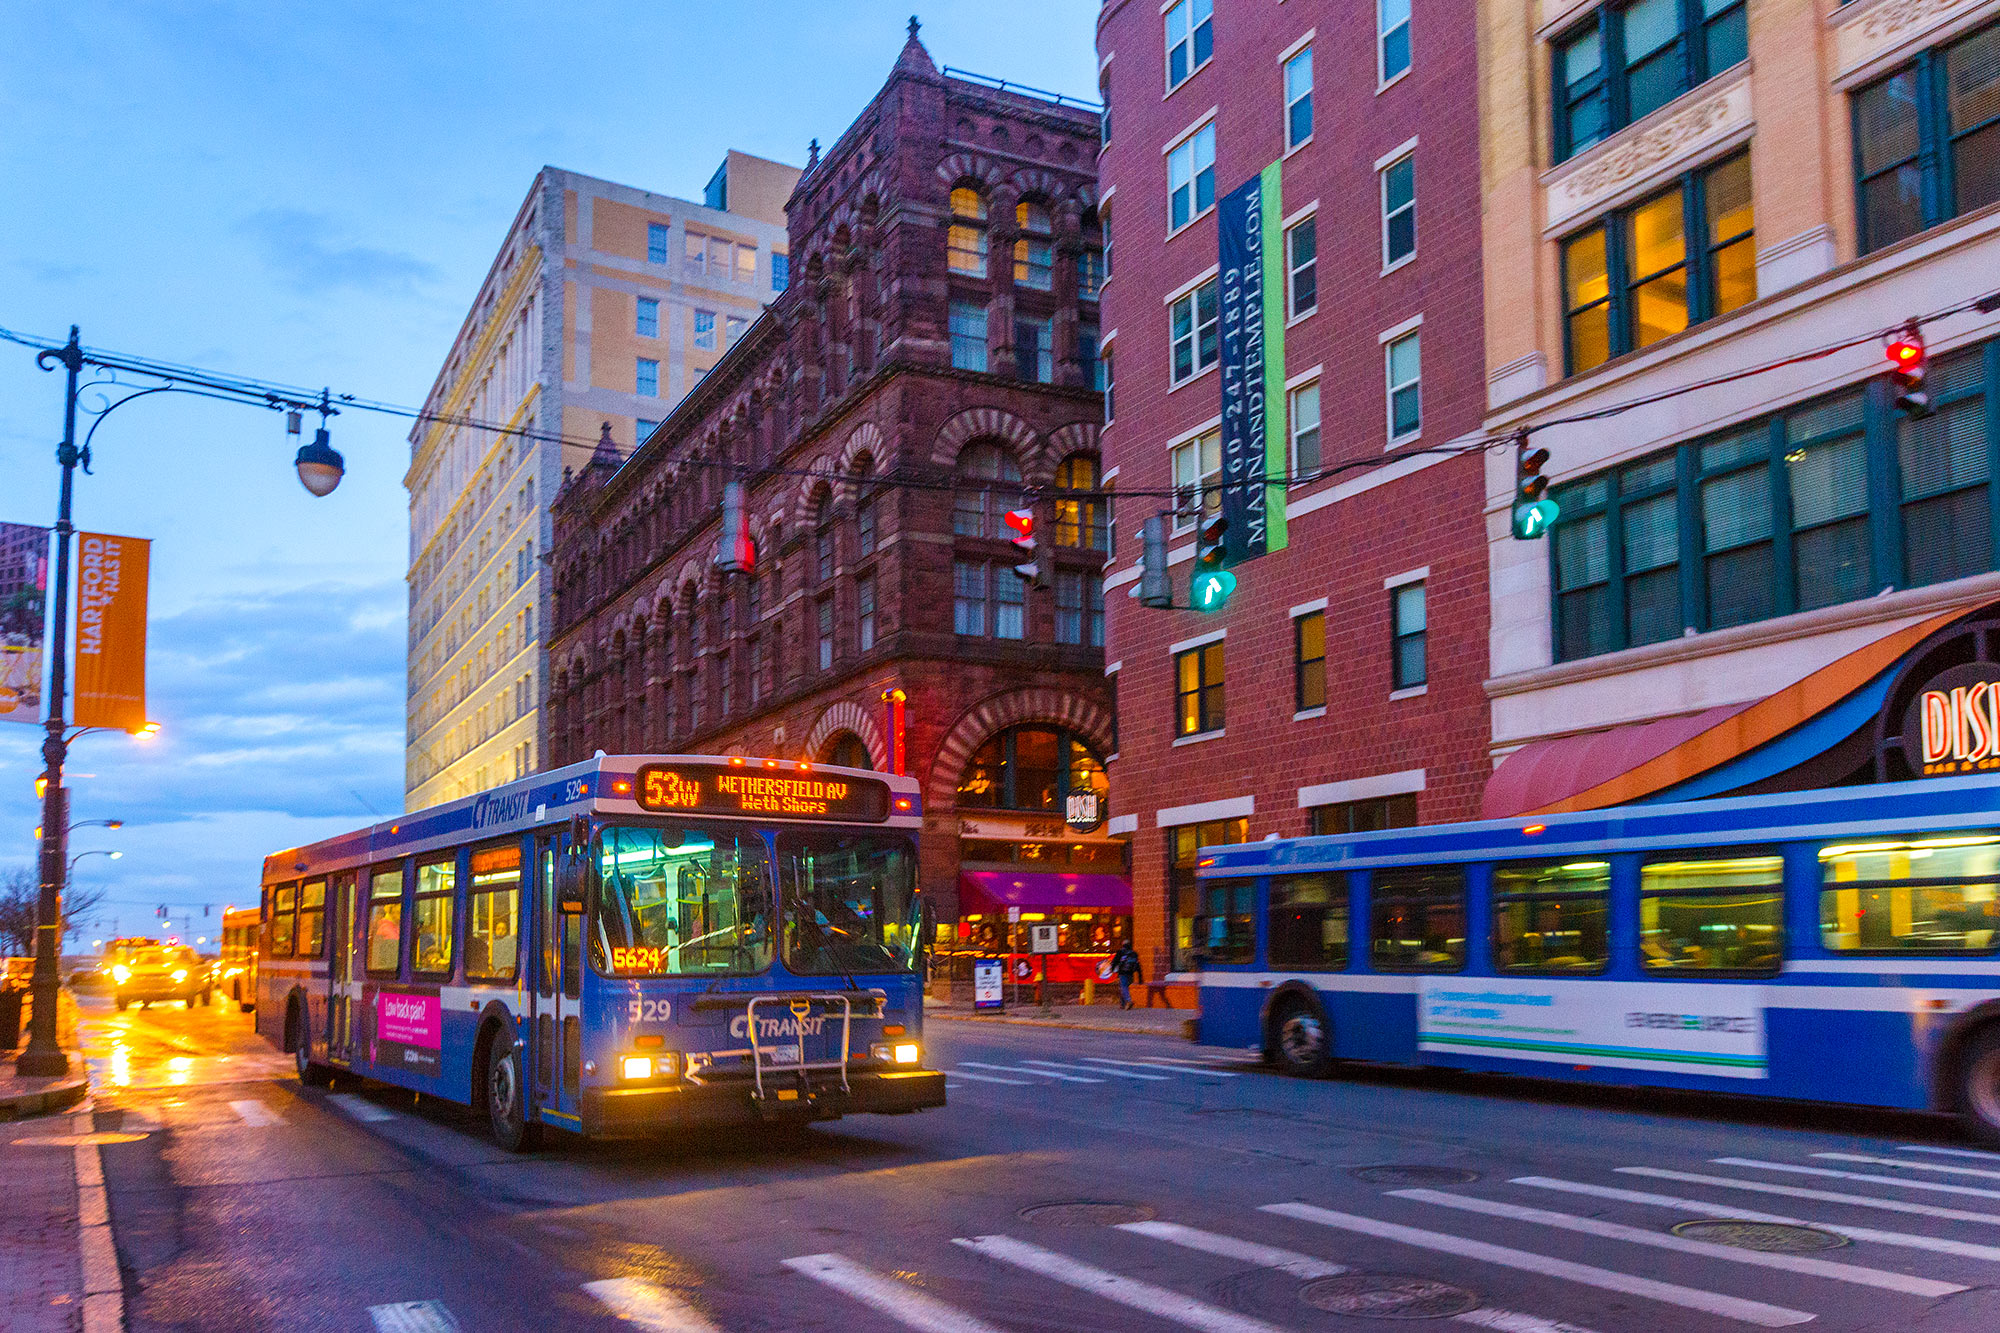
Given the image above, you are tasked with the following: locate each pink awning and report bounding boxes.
[1482,703,1751,819]
[958,870,1132,914]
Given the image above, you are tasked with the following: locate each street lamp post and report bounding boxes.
[17,326,343,1078]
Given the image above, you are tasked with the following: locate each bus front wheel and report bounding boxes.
[1961,1027,2000,1146]
[1269,997,1333,1078]
[488,1042,542,1154]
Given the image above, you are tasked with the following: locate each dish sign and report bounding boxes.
[630,762,891,821]
[1902,663,2000,777]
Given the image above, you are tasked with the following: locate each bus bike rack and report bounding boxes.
[743,990,885,1105]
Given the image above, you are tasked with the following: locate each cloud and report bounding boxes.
[239,208,439,295]
[17,260,96,284]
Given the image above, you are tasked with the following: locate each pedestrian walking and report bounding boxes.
[1111,940,1142,1010]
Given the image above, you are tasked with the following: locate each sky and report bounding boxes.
[0,1,1100,946]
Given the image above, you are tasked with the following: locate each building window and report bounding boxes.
[684,230,707,277]
[647,222,670,265]
[954,559,987,636]
[1014,315,1054,383]
[856,496,876,556]
[952,559,1024,640]
[1078,247,1105,299]
[772,252,790,290]
[1553,0,1748,163]
[693,309,717,351]
[1382,154,1416,267]
[1562,154,1754,376]
[1386,330,1421,441]
[1103,346,1116,424]
[1056,570,1104,646]
[1168,123,1217,232]
[635,358,659,397]
[1165,0,1213,91]
[635,297,659,338]
[725,315,747,345]
[1172,429,1223,531]
[816,597,833,670]
[748,636,764,705]
[1308,794,1418,836]
[949,300,989,372]
[816,525,834,583]
[718,650,732,717]
[735,245,755,284]
[1855,21,2000,254]
[1286,217,1317,319]
[1169,817,1249,971]
[1079,325,1103,392]
[1055,454,1108,551]
[1289,382,1321,477]
[948,187,989,278]
[1014,201,1054,290]
[953,442,1023,538]
[1391,581,1427,689]
[956,726,1108,816]
[1170,278,1220,385]
[1294,609,1326,711]
[1285,46,1314,149]
[1175,640,1225,736]
[636,418,658,441]
[857,574,876,651]
[1380,0,1412,83]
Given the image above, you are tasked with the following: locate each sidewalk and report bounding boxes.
[0,992,89,1121]
[924,993,1199,1039]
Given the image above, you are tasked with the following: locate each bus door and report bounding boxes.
[327,872,355,1064]
[532,832,585,1124]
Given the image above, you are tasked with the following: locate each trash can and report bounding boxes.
[0,987,23,1052]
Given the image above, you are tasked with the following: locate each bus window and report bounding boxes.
[1820,834,2000,953]
[780,829,921,975]
[1188,877,1257,965]
[466,842,523,982]
[594,824,775,976]
[1370,867,1467,972]
[272,883,297,957]
[1640,853,1783,973]
[1267,873,1347,970]
[1492,860,1610,973]
[297,880,326,960]
[538,840,556,998]
[413,857,457,979]
[366,867,404,976]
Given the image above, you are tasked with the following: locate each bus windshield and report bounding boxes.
[778,830,920,975]
[592,823,776,976]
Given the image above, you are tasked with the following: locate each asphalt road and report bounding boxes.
[71,996,2000,1333]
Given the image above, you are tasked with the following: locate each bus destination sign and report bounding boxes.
[629,762,892,822]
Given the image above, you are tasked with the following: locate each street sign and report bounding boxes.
[972,957,1003,1010]
[1006,906,1021,924]
[1029,923,1058,954]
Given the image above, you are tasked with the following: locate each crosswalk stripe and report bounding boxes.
[1080,1057,1241,1079]
[228,1099,281,1127]
[782,1253,1005,1333]
[1715,1156,2000,1202]
[1514,1176,2000,1264]
[943,1068,1031,1086]
[1393,1188,1963,1297]
[956,1061,1103,1084]
[368,1301,460,1333]
[582,1277,721,1331]
[329,1094,397,1124]
[952,1234,1287,1333]
[1262,1201,1814,1328]
[1815,1151,2000,1181]
[1116,1220,1348,1277]
[1621,1166,2000,1226]
[1898,1144,2000,1162]
[1023,1059,1170,1081]
[1119,1219,1600,1333]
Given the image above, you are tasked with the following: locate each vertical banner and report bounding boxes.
[1215,163,1288,564]
[0,521,51,725]
[73,532,150,731]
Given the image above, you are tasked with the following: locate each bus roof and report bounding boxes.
[1198,772,2000,876]
[262,754,923,886]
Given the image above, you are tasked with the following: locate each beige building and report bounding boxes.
[1476,0,2000,816]
[404,155,798,809]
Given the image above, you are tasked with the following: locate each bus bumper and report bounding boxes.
[578,1068,947,1136]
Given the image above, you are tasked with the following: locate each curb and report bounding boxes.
[0,1074,89,1121]
[926,1009,1199,1040]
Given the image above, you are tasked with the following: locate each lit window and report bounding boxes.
[1054,455,1107,551]
[948,187,989,278]
[1014,202,1053,290]
[1294,609,1326,711]
[1168,123,1216,231]
[1174,641,1225,736]
[735,244,756,283]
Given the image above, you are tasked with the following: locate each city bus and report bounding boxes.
[1192,772,2000,1142]
[256,754,943,1150]
[219,906,259,1011]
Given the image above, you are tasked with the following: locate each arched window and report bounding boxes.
[1014,201,1054,290]
[955,726,1107,814]
[953,443,1022,538]
[1053,455,1107,551]
[821,733,873,770]
[948,186,989,278]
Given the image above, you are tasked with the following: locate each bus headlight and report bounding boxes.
[621,1055,654,1081]
[112,965,130,984]
[894,1043,920,1065]
[172,969,188,982]
[872,1042,922,1065]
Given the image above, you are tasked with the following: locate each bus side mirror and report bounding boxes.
[555,854,585,915]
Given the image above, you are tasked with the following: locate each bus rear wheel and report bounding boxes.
[1270,997,1332,1078]
[1961,1028,2000,1146]
[488,1042,542,1154]
[293,1007,333,1088]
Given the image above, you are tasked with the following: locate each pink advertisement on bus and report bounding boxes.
[370,988,441,1075]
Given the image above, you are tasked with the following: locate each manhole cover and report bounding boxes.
[1349,1164,1481,1186]
[1018,1201,1157,1226]
[1301,1274,1480,1319]
[1671,1220,1848,1252]
[10,1132,147,1148]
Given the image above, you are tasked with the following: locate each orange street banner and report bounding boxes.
[74,532,150,731]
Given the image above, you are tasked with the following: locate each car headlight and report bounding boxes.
[172,969,188,982]
[620,1055,653,1081]
[113,965,130,984]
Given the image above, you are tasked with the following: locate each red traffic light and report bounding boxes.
[1004,508,1033,540]
[1886,336,1924,368]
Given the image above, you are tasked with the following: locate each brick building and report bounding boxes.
[546,27,1122,959]
[1094,0,1491,993]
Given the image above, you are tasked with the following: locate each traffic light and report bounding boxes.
[1134,515,1173,609]
[1190,513,1236,612]
[1886,324,1932,419]
[1512,439,1559,540]
[1003,507,1042,584]
[714,480,755,574]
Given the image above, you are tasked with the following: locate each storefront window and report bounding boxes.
[954,726,1108,814]
[1169,817,1250,970]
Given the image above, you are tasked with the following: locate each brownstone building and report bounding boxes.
[546,28,1120,961]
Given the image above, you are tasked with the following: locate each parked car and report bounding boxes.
[110,945,212,1010]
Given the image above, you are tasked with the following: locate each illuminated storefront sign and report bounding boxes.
[1903,663,2000,776]
[629,761,892,821]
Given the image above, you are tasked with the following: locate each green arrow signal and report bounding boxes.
[1512,498,1559,540]
[1191,568,1237,612]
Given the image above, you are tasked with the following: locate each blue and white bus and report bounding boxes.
[1193,773,2000,1141]
[256,754,943,1150]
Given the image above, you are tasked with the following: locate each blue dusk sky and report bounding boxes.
[0,2,1098,945]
